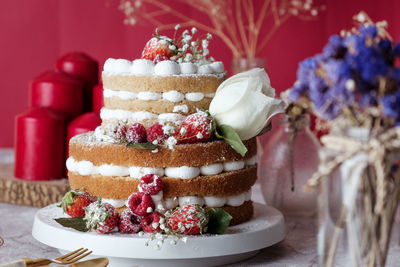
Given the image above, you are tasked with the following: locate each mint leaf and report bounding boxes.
[55,217,88,232]
[256,122,272,137]
[207,208,232,234]
[126,142,158,150]
[215,125,247,156]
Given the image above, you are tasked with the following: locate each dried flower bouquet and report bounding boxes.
[287,11,400,267]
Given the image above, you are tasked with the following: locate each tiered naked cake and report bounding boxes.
[67,57,257,225]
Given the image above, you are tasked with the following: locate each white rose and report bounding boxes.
[209,68,284,140]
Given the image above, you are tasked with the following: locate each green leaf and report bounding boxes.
[58,191,76,213]
[54,217,89,232]
[256,122,272,137]
[215,125,247,156]
[126,142,158,150]
[206,208,232,234]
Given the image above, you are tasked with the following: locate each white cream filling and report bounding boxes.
[129,167,165,178]
[104,89,214,103]
[185,92,204,102]
[223,161,245,171]
[203,196,226,207]
[130,59,155,75]
[200,163,224,176]
[165,166,200,179]
[66,155,257,178]
[103,89,137,100]
[137,92,162,101]
[98,164,130,176]
[173,104,189,113]
[154,60,180,76]
[100,108,180,123]
[105,190,252,209]
[103,58,225,76]
[162,90,185,102]
[77,161,94,176]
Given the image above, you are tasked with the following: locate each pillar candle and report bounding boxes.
[92,84,104,114]
[29,70,83,120]
[56,52,99,112]
[67,112,101,143]
[15,107,65,180]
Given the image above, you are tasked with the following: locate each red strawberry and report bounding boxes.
[147,123,168,144]
[141,211,164,233]
[114,125,127,140]
[59,190,95,217]
[167,204,209,235]
[84,200,119,234]
[119,209,142,234]
[126,123,147,143]
[174,111,214,144]
[139,174,163,195]
[127,192,155,216]
[141,37,174,61]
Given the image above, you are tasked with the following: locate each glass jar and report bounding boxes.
[258,114,320,216]
[231,57,266,74]
[316,127,400,267]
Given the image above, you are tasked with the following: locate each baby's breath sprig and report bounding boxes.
[139,227,190,250]
[167,25,214,64]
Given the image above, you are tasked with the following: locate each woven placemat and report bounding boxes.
[0,163,70,207]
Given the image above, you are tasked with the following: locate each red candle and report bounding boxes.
[29,70,83,120]
[67,112,101,143]
[15,107,65,180]
[92,84,104,114]
[56,52,99,112]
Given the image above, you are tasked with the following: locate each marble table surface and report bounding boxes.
[1,148,400,266]
[0,198,318,266]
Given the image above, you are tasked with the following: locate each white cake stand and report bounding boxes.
[32,203,285,267]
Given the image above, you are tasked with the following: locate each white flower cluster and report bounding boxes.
[282,0,319,17]
[168,25,214,64]
[119,0,141,25]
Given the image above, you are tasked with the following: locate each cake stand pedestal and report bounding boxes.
[32,203,285,267]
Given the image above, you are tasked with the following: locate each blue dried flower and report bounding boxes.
[323,35,346,58]
[289,57,320,101]
[359,25,378,38]
[393,43,400,57]
[383,91,400,125]
[289,23,400,124]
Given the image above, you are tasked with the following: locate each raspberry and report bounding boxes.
[139,174,163,195]
[153,54,169,64]
[167,204,209,235]
[174,111,214,144]
[141,211,164,233]
[59,190,95,217]
[147,123,168,144]
[114,125,127,140]
[127,192,155,216]
[119,209,142,233]
[84,201,119,234]
[126,123,147,143]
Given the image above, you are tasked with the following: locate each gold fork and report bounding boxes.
[23,248,92,266]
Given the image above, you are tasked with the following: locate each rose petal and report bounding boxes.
[210,68,283,140]
[209,79,250,114]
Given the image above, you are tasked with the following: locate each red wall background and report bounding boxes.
[1,0,399,147]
